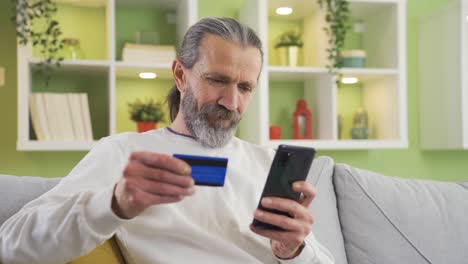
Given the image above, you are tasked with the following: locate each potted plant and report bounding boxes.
[317,0,351,75]
[274,30,303,67]
[128,98,165,133]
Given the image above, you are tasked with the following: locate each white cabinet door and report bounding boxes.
[419,0,468,149]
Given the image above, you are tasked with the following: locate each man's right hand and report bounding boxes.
[112,152,194,219]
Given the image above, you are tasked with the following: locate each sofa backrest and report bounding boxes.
[0,174,60,227]
[333,164,468,264]
[308,156,347,264]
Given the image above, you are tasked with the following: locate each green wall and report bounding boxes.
[1,0,467,181]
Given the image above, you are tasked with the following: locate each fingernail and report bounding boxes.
[182,166,191,175]
[190,178,195,186]
[293,182,301,189]
[263,198,272,204]
[188,187,195,195]
[255,210,263,217]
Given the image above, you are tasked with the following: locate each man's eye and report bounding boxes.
[208,78,224,85]
[239,85,252,93]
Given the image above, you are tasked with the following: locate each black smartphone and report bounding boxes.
[252,144,316,230]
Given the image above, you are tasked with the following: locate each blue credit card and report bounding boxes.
[173,154,228,187]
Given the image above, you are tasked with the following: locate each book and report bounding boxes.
[41,93,76,141]
[37,93,52,141]
[42,93,61,141]
[54,93,75,141]
[122,43,176,64]
[67,93,86,141]
[29,94,45,140]
[79,93,93,141]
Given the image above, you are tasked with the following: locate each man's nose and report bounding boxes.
[218,85,238,111]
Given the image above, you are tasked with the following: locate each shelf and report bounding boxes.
[117,0,184,8]
[17,140,98,151]
[339,68,398,75]
[17,0,406,151]
[268,66,328,80]
[30,59,110,74]
[115,61,173,79]
[339,68,399,83]
[268,66,398,81]
[267,139,407,150]
[54,0,107,7]
[349,0,399,2]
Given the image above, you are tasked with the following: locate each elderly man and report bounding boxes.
[0,17,334,263]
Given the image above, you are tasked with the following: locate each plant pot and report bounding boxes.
[338,50,367,68]
[137,121,157,133]
[277,46,300,67]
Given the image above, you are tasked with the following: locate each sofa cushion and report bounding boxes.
[68,238,126,264]
[308,156,347,264]
[333,164,468,264]
[0,174,60,227]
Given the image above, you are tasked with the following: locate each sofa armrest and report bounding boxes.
[333,164,468,264]
[0,174,60,226]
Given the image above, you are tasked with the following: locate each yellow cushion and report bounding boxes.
[67,238,125,264]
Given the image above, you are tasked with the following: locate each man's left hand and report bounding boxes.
[250,181,317,259]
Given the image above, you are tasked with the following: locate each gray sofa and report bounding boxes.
[1,156,467,264]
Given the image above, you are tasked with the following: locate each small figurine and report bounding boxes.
[350,107,369,139]
[338,114,343,139]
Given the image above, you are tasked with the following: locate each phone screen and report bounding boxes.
[252,145,316,229]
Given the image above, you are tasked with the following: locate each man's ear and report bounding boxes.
[172,59,186,94]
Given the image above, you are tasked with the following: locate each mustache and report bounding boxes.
[202,104,241,121]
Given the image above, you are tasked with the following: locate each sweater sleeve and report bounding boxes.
[277,232,335,264]
[0,137,130,264]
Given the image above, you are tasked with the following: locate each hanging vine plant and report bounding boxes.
[11,0,65,85]
[317,0,351,76]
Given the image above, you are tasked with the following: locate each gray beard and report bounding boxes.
[181,88,241,148]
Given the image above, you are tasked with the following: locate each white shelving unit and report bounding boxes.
[17,0,407,151]
[419,0,468,150]
[17,0,197,151]
[238,0,407,150]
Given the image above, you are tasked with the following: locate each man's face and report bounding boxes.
[180,34,262,148]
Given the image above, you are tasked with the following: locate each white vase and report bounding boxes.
[277,46,300,67]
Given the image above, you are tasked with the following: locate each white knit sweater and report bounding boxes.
[0,128,334,264]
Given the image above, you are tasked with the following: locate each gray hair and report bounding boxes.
[167,17,264,121]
